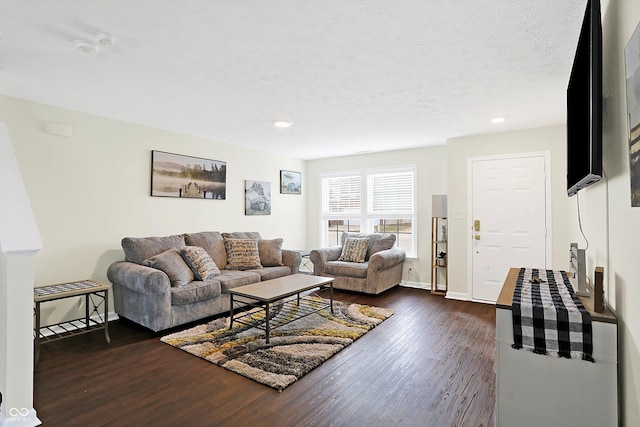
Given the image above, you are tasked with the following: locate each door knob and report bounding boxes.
[474,235,481,240]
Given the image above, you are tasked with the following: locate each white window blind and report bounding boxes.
[368,171,414,216]
[324,175,361,214]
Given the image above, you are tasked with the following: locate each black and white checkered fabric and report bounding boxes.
[511,268,594,362]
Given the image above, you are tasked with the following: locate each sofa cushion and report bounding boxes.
[216,270,262,292]
[122,234,186,265]
[338,237,370,263]
[170,280,222,306]
[249,266,292,281]
[143,248,194,287]
[224,238,263,270]
[180,246,220,280]
[258,238,284,266]
[183,231,228,269]
[341,232,396,260]
[324,260,369,278]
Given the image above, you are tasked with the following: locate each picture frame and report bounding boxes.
[245,180,271,215]
[280,170,301,195]
[150,150,226,199]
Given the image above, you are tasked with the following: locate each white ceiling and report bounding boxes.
[0,0,588,160]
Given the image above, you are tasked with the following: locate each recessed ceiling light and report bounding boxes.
[491,117,506,124]
[273,120,292,128]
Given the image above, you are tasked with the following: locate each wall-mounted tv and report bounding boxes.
[566,0,603,197]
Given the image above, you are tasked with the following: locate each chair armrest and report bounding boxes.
[281,249,302,274]
[368,247,406,272]
[107,261,171,296]
[310,246,342,275]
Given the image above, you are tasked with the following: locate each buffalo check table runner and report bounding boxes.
[511,268,594,362]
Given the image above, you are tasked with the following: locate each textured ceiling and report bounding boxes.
[0,0,589,159]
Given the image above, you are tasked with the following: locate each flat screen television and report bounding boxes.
[566,0,603,197]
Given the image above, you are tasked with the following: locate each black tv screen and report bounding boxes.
[567,0,603,197]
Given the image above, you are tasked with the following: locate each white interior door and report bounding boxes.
[470,154,549,302]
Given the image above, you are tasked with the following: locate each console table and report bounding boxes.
[495,268,617,426]
[34,280,111,364]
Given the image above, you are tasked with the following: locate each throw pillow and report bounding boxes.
[367,235,396,259]
[143,248,194,287]
[224,238,263,270]
[338,237,370,263]
[180,246,221,280]
[258,238,284,267]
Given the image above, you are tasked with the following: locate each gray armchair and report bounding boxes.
[310,232,406,295]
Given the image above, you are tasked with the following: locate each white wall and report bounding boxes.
[0,95,306,325]
[446,125,573,298]
[584,1,640,424]
[306,145,447,286]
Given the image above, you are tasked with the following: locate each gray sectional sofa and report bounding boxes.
[106,231,301,332]
[310,232,406,295]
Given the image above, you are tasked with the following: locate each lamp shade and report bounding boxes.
[432,195,447,217]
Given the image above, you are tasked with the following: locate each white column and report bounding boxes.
[0,122,43,426]
[0,254,40,426]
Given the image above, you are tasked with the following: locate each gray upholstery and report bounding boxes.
[310,232,406,295]
[107,231,301,332]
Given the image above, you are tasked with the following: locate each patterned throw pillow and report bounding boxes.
[180,246,220,280]
[338,237,370,263]
[224,238,263,270]
[143,248,194,287]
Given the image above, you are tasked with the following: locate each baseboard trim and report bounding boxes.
[470,298,496,305]
[0,407,41,426]
[400,281,429,290]
[444,291,471,301]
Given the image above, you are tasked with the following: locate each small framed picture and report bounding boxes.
[280,170,301,195]
[245,180,271,215]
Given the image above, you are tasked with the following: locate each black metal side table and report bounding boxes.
[296,250,313,274]
[34,280,111,364]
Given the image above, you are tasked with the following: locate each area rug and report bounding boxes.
[161,295,393,391]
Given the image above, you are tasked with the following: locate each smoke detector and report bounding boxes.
[75,39,99,55]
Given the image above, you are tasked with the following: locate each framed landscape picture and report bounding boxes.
[151,150,226,199]
[280,170,301,195]
[245,180,271,215]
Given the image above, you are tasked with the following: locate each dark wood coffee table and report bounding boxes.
[228,274,335,343]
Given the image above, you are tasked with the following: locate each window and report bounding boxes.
[321,167,416,256]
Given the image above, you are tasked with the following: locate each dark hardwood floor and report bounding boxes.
[33,286,496,427]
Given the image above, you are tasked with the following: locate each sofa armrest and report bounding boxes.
[310,246,343,275]
[107,261,171,296]
[107,261,173,331]
[281,249,302,274]
[368,247,406,272]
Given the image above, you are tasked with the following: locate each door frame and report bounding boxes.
[466,151,552,302]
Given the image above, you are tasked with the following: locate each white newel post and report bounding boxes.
[0,122,43,426]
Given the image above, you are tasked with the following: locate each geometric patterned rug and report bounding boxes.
[161,295,393,391]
